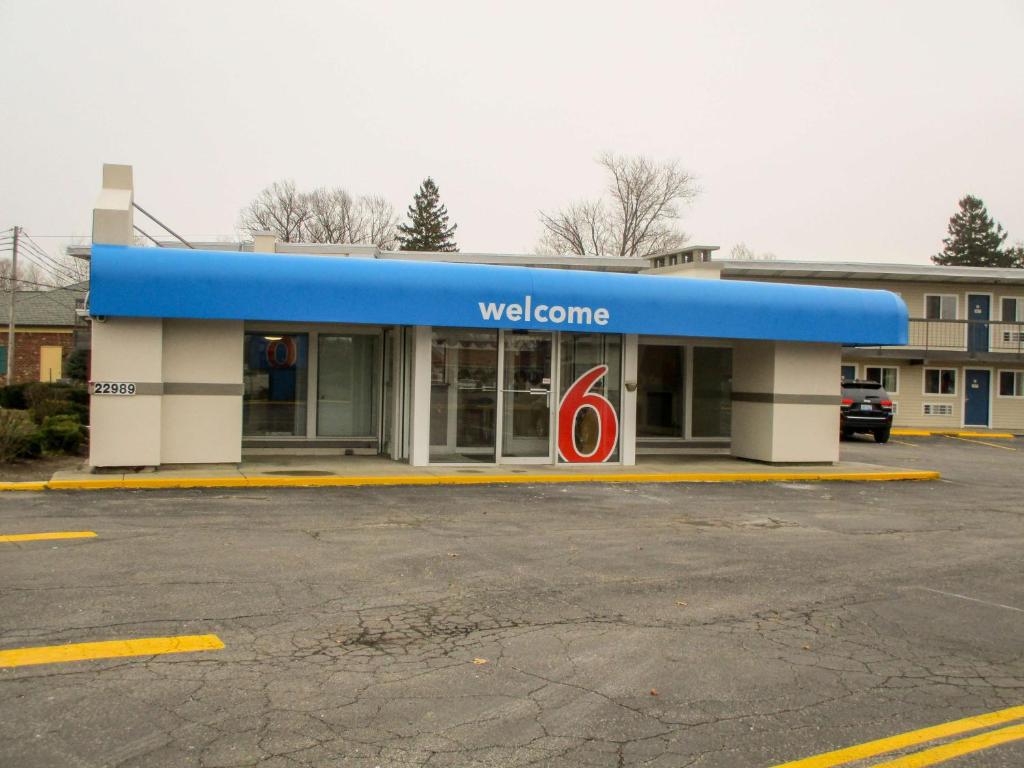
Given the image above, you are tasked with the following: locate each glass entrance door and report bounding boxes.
[500,331,553,462]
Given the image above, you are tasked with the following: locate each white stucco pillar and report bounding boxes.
[89,164,164,468]
[89,318,163,467]
[408,326,433,467]
[730,341,841,464]
[160,319,244,464]
[92,164,134,246]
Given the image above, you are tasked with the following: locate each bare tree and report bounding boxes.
[0,258,47,291]
[538,153,698,258]
[239,181,399,248]
[730,242,755,260]
[239,180,310,243]
[359,195,400,249]
[730,242,778,261]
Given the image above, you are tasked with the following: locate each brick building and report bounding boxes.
[0,283,88,384]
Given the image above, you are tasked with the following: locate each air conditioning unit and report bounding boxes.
[923,403,953,416]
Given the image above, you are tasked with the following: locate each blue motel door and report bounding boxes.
[967,294,990,353]
[964,369,990,427]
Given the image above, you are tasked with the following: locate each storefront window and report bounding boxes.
[692,346,732,438]
[429,329,498,462]
[637,344,685,438]
[558,333,622,462]
[243,333,309,436]
[317,334,380,437]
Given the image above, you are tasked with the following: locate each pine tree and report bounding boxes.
[932,195,1010,267]
[397,178,458,252]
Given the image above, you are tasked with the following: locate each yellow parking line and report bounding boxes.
[769,703,1024,767]
[944,435,1017,451]
[0,634,224,668]
[0,531,97,543]
[872,722,1024,767]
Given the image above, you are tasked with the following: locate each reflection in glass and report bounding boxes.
[637,344,685,438]
[691,347,732,438]
[501,332,552,459]
[558,333,621,462]
[317,334,380,437]
[243,333,309,436]
[429,329,498,462]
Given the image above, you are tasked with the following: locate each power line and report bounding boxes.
[18,231,84,284]
[16,242,78,285]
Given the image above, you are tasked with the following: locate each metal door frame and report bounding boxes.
[496,329,556,464]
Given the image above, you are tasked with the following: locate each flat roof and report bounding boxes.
[709,259,1024,284]
[70,242,646,273]
[89,244,907,346]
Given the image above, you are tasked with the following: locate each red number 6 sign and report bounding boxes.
[557,365,619,463]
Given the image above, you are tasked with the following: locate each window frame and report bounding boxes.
[997,369,1024,398]
[1000,296,1024,322]
[923,367,957,396]
[924,293,959,321]
[864,365,899,394]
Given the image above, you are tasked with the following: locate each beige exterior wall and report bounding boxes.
[90,318,163,466]
[90,318,245,467]
[845,358,1024,431]
[160,320,244,464]
[727,272,1024,432]
[731,341,841,463]
[993,369,1024,430]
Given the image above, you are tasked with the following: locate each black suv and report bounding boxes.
[840,379,893,443]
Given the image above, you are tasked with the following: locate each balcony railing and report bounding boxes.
[901,318,1024,356]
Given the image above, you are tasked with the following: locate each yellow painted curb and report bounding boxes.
[7,470,940,492]
[892,428,1015,439]
[0,481,49,492]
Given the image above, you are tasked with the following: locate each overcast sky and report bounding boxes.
[2,1,1022,266]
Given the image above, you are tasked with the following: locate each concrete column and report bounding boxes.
[92,164,134,245]
[408,326,433,466]
[730,341,841,464]
[89,164,162,467]
[620,334,638,465]
[89,318,163,467]
[161,319,244,464]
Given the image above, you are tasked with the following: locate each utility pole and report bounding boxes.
[6,226,18,383]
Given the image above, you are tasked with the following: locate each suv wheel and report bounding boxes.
[873,428,891,444]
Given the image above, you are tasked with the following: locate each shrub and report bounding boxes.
[65,349,89,383]
[0,384,28,410]
[0,409,37,462]
[40,414,86,454]
[25,383,74,424]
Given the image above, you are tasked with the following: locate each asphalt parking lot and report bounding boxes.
[1,436,1022,767]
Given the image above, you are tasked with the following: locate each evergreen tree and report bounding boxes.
[397,178,458,252]
[932,195,1010,267]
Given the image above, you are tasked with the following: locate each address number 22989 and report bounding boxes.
[92,382,137,395]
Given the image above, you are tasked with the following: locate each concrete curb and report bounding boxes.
[892,429,1015,439]
[0,470,940,492]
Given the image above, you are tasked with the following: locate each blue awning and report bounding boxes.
[89,244,908,346]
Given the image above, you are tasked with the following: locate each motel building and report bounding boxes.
[83,165,907,470]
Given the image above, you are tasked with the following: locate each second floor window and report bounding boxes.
[1001,297,1023,322]
[925,295,957,320]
